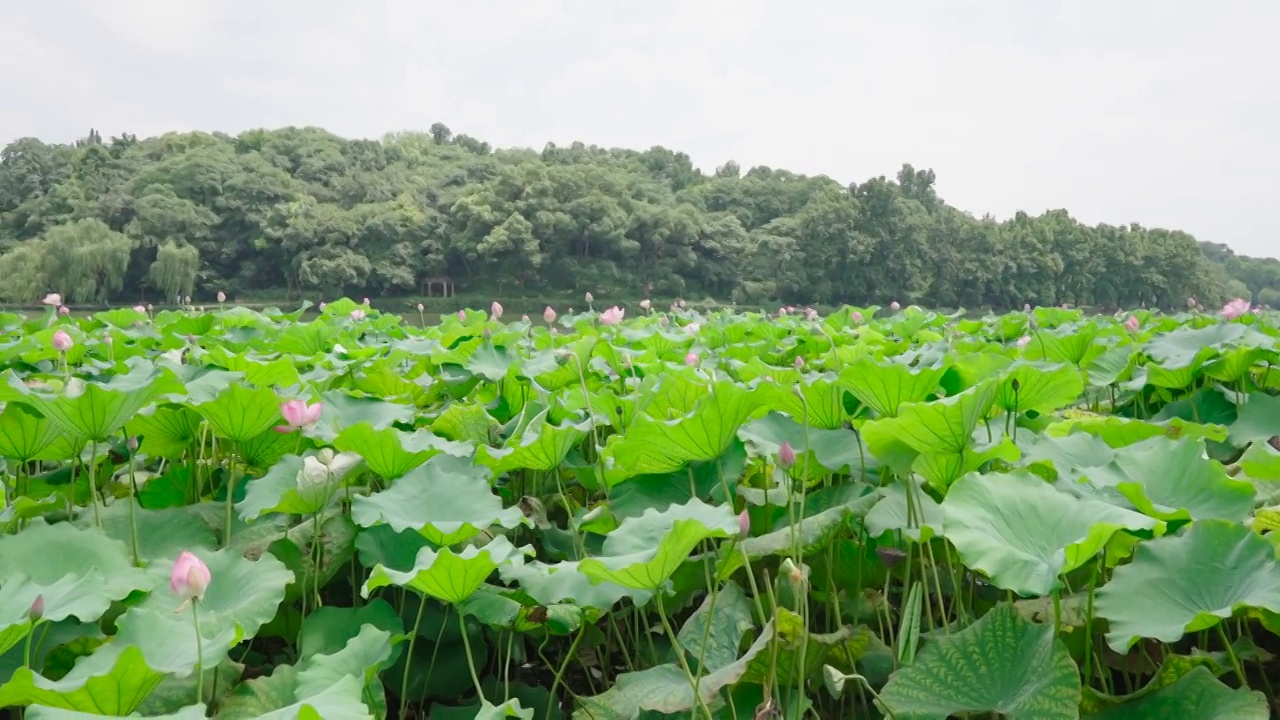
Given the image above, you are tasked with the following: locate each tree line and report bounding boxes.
[1,124,1276,310]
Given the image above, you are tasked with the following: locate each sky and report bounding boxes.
[3,0,1278,258]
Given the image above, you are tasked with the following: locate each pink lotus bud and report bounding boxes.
[684,322,700,335]
[350,308,366,321]
[521,314,530,323]
[738,510,750,538]
[544,306,557,323]
[169,551,210,611]
[58,306,69,316]
[29,594,44,621]
[584,291,594,304]
[490,301,504,320]
[600,306,625,325]
[417,303,424,312]
[805,308,817,320]
[1024,303,1031,312]
[639,299,651,310]
[42,293,62,306]
[684,351,699,366]
[276,399,323,433]
[1187,297,1197,308]
[216,291,226,303]
[890,301,901,311]
[127,437,139,451]
[362,297,370,306]
[852,311,863,322]
[1016,335,1031,347]
[778,441,796,469]
[778,307,788,316]
[457,309,467,321]
[794,356,805,369]
[1124,315,1140,332]
[103,335,113,345]
[52,329,73,352]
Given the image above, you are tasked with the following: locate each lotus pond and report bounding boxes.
[2,299,1280,719]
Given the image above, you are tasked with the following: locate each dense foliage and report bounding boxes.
[3,126,1278,309]
[2,299,1280,719]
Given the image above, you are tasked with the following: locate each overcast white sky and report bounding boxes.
[3,0,1277,258]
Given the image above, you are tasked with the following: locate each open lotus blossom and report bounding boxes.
[684,322,700,335]
[169,551,211,612]
[778,441,796,469]
[890,301,901,311]
[350,308,366,321]
[1125,315,1140,332]
[276,399,323,433]
[1222,298,1251,319]
[217,291,226,303]
[684,351,699,366]
[133,305,146,313]
[639,299,651,310]
[600,306,625,325]
[58,306,69,315]
[52,330,73,352]
[42,293,62,306]
[738,510,750,538]
[1016,335,1031,347]
[543,306,557,323]
[805,308,818,320]
[490,301,504,320]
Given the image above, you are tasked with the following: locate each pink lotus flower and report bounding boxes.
[1222,298,1251,320]
[29,594,44,621]
[42,293,62,306]
[169,551,211,612]
[890,301,901,311]
[852,311,863,322]
[350,308,366,321]
[778,441,796,469]
[217,291,226,303]
[600,306,625,325]
[544,306,557,323]
[457,309,466,321]
[684,351,699,366]
[639,299,651,310]
[276,399,322,433]
[1124,315,1140,333]
[133,305,146,313]
[778,307,788,316]
[805,308,818,320]
[684,322,701,336]
[52,330,73,352]
[738,510,750,538]
[490,301,504,320]
[521,314,530,322]
[794,356,805,369]
[58,306,69,316]
[1016,335,1031,347]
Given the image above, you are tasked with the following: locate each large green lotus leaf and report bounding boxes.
[863,379,998,458]
[1098,436,1255,522]
[912,434,1020,490]
[1082,342,1135,387]
[500,559,651,609]
[219,673,372,720]
[17,363,172,441]
[275,320,341,356]
[1083,666,1268,719]
[238,427,299,473]
[865,477,944,542]
[1240,441,1280,481]
[767,373,853,429]
[600,381,777,485]
[193,383,282,443]
[942,471,1157,596]
[738,607,870,686]
[0,402,65,462]
[0,522,150,634]
[432,401,501,446]
[298,600,403,660]
[1022,325,1101,366]
[676,582,755,673]
[108,547,293,675]
[307,390,417,442]
[1228,391,1280,446]
[160,366,239,405]
[579,498,738,591]
[1144,323,1249,368]
[75,500,217,563]
[0,645,164,715]
[738,413,880,476]
[1017,431,1115,482]
[239,451,363,520]
[477,407,592,474]
[717,487,878,579]
[992,362,1084,416]
[26,704,207,719]
[841,356,947,418]
[333,422,472,479]
[1050,411,1229,448]
[1096,519,1280,652]
[351,454,527,546]
[877,603,1081,720]
[206,352,300,389]
[130,405,203,459]
[363,535,529,604]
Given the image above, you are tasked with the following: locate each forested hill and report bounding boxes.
[1,125,1276,309]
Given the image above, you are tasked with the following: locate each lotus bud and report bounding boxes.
[639,299,651,310]
[103,334,113,345]
[544,306,557,323]
[585,291,594,304]
[169,551,211,612]
[852,311,863,322]
[217,291,226,303]
[778,441,796,469]
[417,303,424,312]
[1016,335,1031,347]
[890,301,901,311]
[127,436,139,452]
[146,304,153,312]
[794,356,805,369]
[780,558,807,588]
[362,297,370,306]
[52,329,73,352]
[457,309,466,321]
[684,351,699,366]
[58,305,69,316]
[1024,303,1031,312]
[678,299,687,309]
[522,314,530,323]
[778,307,788,315]
[1124,315,1140,333]
[184,296,191,305]
[490,301,504,320]
[28,594,44,621]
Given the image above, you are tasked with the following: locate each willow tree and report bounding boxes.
[0,242,49,301]
[149,241,200,301]
[39,219,132,303]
